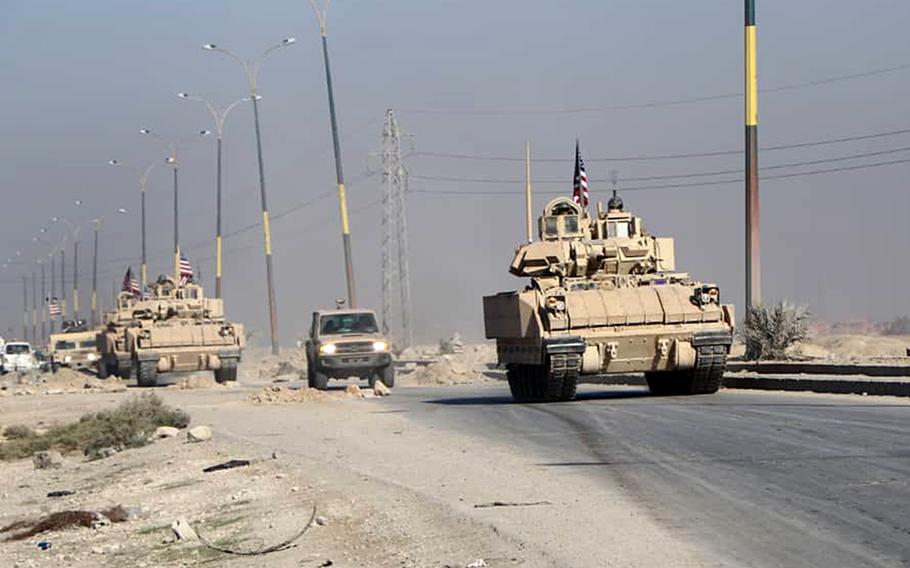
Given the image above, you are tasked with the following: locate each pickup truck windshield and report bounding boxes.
[6,344,30,355]
[320,313,378,335]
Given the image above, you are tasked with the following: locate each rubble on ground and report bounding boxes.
[0,368,126,397]
[398,343,498,386]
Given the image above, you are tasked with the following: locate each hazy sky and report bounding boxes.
[2,0,909,344]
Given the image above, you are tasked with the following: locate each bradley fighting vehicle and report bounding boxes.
[99,277,244,386]
[483,194,734,402]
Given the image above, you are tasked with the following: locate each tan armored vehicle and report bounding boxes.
[484,194,734,402]
[124,277,244,387]
[97,293,145,379]
[305,308,393,390]
[49,319,100,372]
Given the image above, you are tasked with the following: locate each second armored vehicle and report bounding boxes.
[305,308,394,390]
[484,195,734,402]
[97,292,143,379]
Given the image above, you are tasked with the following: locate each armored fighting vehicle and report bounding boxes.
[49,319,100,372]
[484,194,734,402]
[124,277,244,387]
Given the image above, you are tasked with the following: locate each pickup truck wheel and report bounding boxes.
[379,364,395,388]
[309,370,328,391]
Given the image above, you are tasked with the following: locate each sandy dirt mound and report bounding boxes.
[398,344,498,386]
[240,347,307,383]
[249,385,327,404]
[0,369,126,396]
[172,373,219,390]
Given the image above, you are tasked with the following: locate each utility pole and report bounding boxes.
[309,0,357,308]
[40,260,46,342]
[204,40,294,356]
[49,250,55,334]
[744,0,761,319]
[91,220,100,327]
[22,276,28,342]
[177,93,249,299]
[379,110,413,347]
[31,269,37,344]
[59,246,66,318]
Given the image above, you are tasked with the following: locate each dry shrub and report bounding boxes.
[0,393,189,461]
[740,302,810,360]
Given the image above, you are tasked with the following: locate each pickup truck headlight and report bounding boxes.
[319,343,337,355]
[372,341,388,352]
[87,353,97,362]
[64,355,72,363]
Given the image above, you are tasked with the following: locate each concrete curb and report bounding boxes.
[722,375,910,397]
[587,374,910,397]
[725,362,910,377]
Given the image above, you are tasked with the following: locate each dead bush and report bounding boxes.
[0,393,189,461]
[740,302,810,360]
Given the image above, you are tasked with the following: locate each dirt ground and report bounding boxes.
[2,336,908,567]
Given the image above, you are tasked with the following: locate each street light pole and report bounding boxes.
[109,160,162,289]
[177,93,250,299]
[91,219,100,327]
[309,0,356,307]
[22,275,28,341]
[139,129,210,282]
[204,39,295,355]
[40,260,46,343]
[31,269,37,343]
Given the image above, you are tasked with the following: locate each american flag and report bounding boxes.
[122,267,140,297]
[178,253,193,286]
[572,140,589,209]
[48,297,61,316]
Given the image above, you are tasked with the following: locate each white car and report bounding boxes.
[3,342,38,373]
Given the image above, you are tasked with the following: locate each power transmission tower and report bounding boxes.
[380,110,413,348]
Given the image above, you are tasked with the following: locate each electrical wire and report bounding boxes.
[409,156,910,196]
[412,126,910,163]
[401,61,910,116]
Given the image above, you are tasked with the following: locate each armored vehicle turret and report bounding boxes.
[484,195,734,402]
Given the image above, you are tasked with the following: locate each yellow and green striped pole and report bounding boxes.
[745,0,761,316]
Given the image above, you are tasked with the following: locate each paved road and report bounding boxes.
[385,384,910,567]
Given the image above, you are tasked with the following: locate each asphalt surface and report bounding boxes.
[389,384,910,568]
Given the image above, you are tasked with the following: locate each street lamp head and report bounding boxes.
[51,216,60,223]
[165,157,176,165]
[74,199,82,206]
[177,92,190,99]
[203,44,216,50]
[139,128,152,135]
[200,130,212,137]
[283,37,296,45]
[108,159,119,166]
[253,95,263,101]
[40,227,48,234]
[117,208,128,215]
